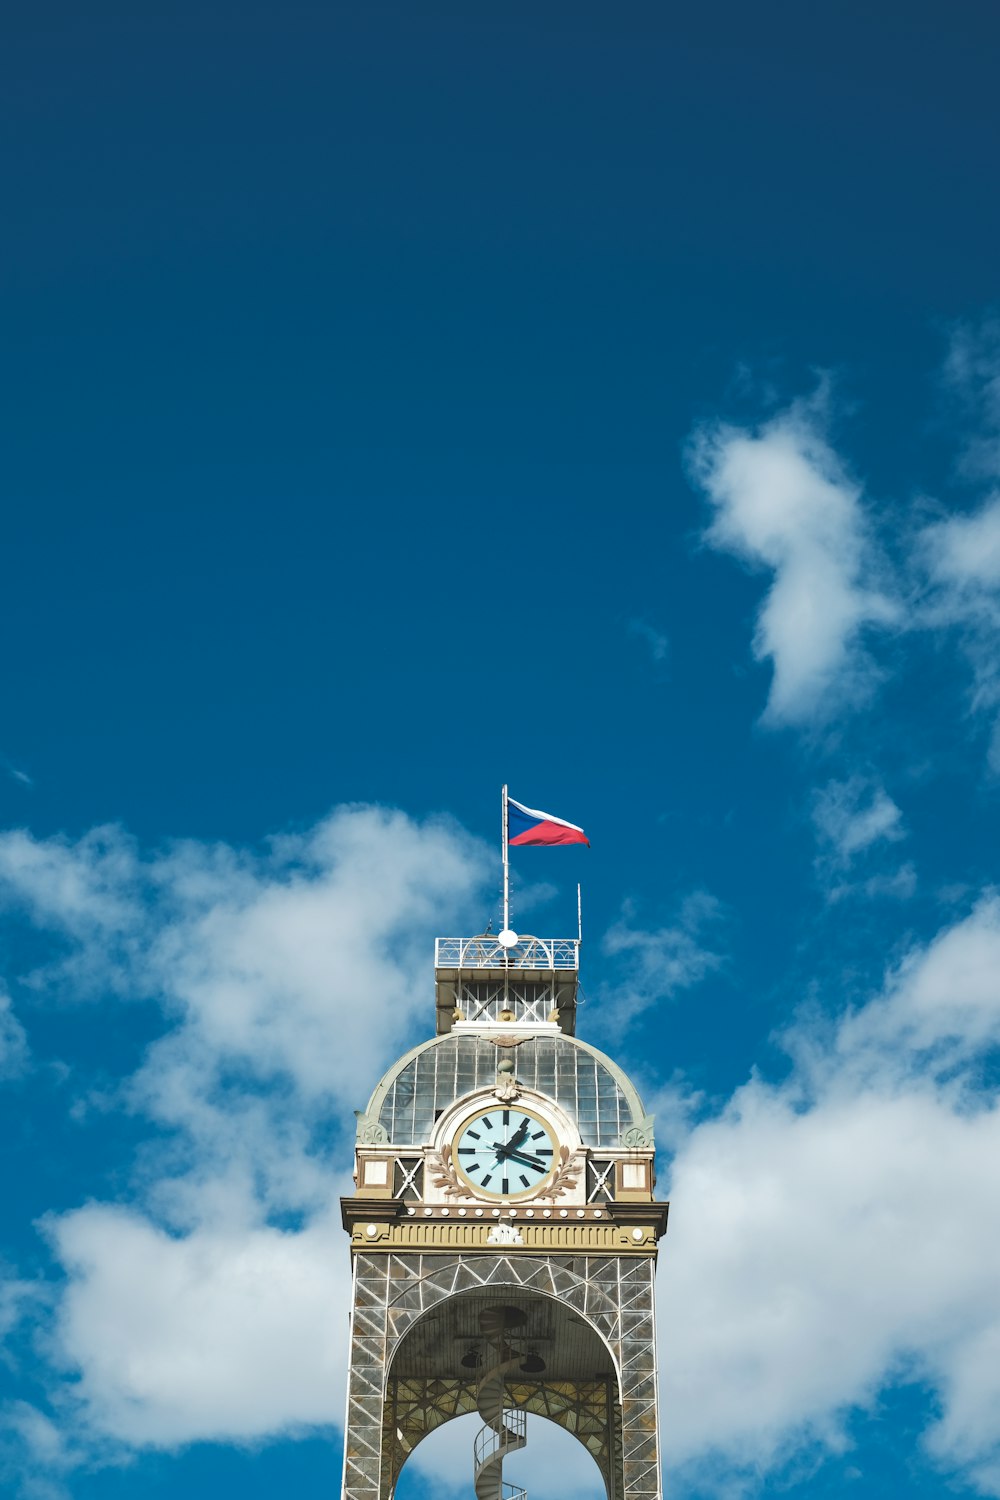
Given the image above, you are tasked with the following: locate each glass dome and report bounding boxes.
[368,1031,645,1149]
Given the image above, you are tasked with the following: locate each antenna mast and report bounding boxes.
[501,783,510,934]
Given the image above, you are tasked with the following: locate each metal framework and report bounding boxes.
[342,1252,660,1500]
[386,1375,619,1484]
[364,1033,652,1150]
[370,1033,640,1150]
[455,979,562,1026]
[435,936,580,971]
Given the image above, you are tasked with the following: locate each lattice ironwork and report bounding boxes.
[457,980,557,1025]
[385,1376,624,1496]
[342,1252,660,1500]
[391,1158,423,1201]
[587,1159,617,1203]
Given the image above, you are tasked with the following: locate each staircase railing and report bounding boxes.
[473,1307,530,1500]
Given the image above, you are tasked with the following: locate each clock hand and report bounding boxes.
[496,1120,530,1160]
[505,1150,545,1171]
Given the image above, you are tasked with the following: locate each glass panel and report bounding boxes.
[377,1034,635,1147]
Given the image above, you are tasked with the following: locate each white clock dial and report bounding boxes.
[453,1106,558,1198]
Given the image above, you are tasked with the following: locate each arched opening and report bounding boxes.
[394,1409,608,1500]
[383,1284,621,1500]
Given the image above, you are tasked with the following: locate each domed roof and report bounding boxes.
[366,1030,649,1149]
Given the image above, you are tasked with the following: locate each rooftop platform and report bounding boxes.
[434,935,580,1035]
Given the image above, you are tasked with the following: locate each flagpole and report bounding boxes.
[501,784,510,933]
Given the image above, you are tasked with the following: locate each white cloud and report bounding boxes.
[837,892,1000,1061]
[810,776,912,901]
[812,776,905,865]
[0,808,487,1157]
[47,1205,349,1447]
[0,1399,74,1500]
[599,892,724,1028]
[924,494,1000,591]
[660,895,1000,1494]
[0,807,489,1456]
[690,402,897,725]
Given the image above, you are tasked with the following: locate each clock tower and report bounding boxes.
[341,925,668,1500]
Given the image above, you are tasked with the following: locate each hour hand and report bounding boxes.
[499,1121,530,1159]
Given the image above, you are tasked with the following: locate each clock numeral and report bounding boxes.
[482,1117,493,1132]
[468,1163,481,1174]
[481,1174,492,1188]
[531,1131,545,1141]
[502,1177,509,1194]
[467,1130,480,1140]
[519,1174,530,1188]
[537,1149,552,1157]
[502,1110,509,1126]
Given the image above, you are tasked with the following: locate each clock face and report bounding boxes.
[453,1106,559,1199]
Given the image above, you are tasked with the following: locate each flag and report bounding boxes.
[507,796,589,847]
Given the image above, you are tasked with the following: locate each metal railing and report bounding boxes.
[474,1407,526,1466]
[436,936,579,971]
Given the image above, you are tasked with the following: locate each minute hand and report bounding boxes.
[504,1150,546,1171]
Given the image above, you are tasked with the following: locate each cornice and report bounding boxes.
[340,1195,669,1255]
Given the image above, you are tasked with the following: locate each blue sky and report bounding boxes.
[2,2,1000,1497]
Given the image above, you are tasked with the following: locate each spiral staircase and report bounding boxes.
[472,1306,535,1500]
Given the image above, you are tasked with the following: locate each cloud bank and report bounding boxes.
[661,895,1000,1496]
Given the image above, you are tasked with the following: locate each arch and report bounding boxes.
[345,1251,660,1500]
[392,1404,611,1500]
[383,1278,623,1500]
[382,1253,624,1368]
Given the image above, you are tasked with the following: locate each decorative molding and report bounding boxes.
[622,1113,655,1149]
[430,1141,582,1205]
[486,1033,527,1049]
[354,1109,389,1145]
[541,1145,583,1201]
[492,1074,521,1103]
[427,1144,473,1201]
[487,1221,523,1245]
[347,1219,659,1253]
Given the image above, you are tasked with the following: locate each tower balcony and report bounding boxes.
[434,935,580,1036]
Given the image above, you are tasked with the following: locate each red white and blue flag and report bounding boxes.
[507,796,590,848]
